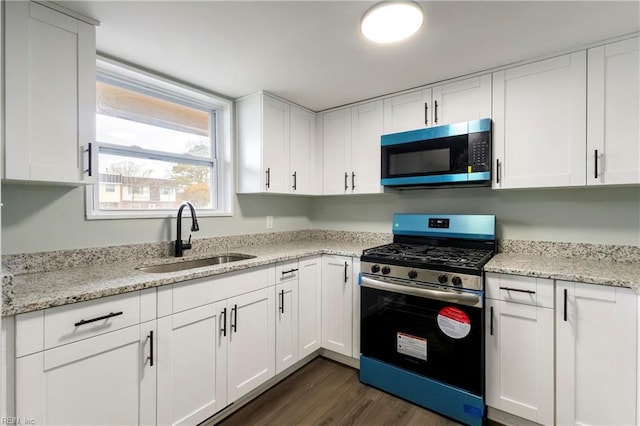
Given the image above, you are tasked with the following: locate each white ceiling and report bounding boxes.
[59,1,640,112]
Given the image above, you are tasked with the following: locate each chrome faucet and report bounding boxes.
[175,202,199,257]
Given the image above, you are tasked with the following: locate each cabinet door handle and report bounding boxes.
[424,102,429,126]
[594,149,599,179]
[279,290,285,314]
[499,286,535,295]
[281,268,298,276]
[351,172,356,190]
[563,289,568,322]
[434,100,439,125]
[86,142,93,177]
[496,159,501,184]
[490,306,494,336]
[292,171,297,190]
[344,172,348,191]
[231,304,238,333]
[74,311,123,327]
[265,168,271,189]
[221,307,227,337]
[147,330,154,367]
[344,261,349,283]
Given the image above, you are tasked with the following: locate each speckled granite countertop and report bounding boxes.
[2,240,373,316]
[485,253,640,289]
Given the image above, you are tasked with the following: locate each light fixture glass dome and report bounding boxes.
[361,1,425,44]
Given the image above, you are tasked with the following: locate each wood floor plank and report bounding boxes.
[216,358,466,426]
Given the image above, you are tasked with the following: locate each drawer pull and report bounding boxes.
[281,268,298,276]
[147,330,154,367]
[74,311,123,327]
[499,286,535,295]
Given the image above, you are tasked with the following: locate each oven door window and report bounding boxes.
[381,134,468,179]
[360,285,483,396]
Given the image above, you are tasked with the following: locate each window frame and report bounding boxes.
[86,56,234,220]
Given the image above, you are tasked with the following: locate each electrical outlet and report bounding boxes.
[266,215,273,229]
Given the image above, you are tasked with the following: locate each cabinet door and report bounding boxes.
[16,324,155,425]
[5,1,95,184]
[298,256,322,359]
[383,89,432,133]
[322,108,352,194]
[431,74,492,126]
[290,105,316,194]
[556,281,637,426]
[351,101,384,194]
[321,256,353,357]
[485,299,554,425]
[587,37,640,185]
[227,287,276,402]
[351,258,361,360]
[157,302,227,426]
[492,52,587,189]
[263,95,290,193]
[275,280,299,374]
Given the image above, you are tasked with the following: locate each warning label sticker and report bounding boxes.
[437,306,471,339]
[397,332,427,361]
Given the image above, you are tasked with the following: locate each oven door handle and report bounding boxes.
[360,276,482,308]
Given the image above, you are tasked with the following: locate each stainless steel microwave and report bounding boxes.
[380,118,491,188]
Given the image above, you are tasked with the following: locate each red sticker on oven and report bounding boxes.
[437,307,471,339]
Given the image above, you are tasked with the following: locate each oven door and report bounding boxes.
[360,275,484,396]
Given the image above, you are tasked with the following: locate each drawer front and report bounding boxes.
[275,260,299,284]
[44,292,141,350]
[172,266,273,314]
[486,273,553,308]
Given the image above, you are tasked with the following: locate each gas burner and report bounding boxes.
[363,243,494,271]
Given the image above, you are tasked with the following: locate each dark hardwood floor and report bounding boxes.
[215,357,464,426]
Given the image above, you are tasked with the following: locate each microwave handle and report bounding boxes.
[424,103,428,126]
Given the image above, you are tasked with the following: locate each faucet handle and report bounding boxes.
[183,234,192,250]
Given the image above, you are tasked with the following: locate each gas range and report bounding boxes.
[360,214,496,292]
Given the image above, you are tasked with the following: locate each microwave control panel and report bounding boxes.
[468,132,490,172]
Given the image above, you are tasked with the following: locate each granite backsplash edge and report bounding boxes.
[2,232,638,276]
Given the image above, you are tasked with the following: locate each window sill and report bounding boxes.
[85,209,233,220]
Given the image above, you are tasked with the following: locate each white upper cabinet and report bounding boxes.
[431,75,492,126]
[237,92,317,194]
[492,52,587,189]
[382,75,491,134]
[383,89,432,133]
[4,1,97,184]
[321,100,384,195]
[587,37,640,186]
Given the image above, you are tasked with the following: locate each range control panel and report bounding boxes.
[428,218,450,229]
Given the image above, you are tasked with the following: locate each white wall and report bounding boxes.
[1,183,312,254]
[2,184,639,255]
[310,186,640,246]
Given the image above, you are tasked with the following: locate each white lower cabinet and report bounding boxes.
[321,255,354,357]
[298,256,322,358]
[275,260,299,374]
[16,322,156,425]
[556,281,637,426]
[157,303,227,426]
[227,287,276,402]
[486,274,639,426]
[351,258,361,360]
[485,274,554,425]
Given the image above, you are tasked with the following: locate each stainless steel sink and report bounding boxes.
[137,253,256,273]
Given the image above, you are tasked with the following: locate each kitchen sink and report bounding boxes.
[137,253,257,273]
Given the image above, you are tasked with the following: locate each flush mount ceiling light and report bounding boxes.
[361,1,425,44]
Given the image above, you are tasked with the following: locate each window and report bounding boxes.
[87,57,233,219]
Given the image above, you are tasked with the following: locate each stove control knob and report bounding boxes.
[371,264,380,273]
[408,270,418,279]
[381,266,391,275]
[452,276,463,287]
[437,274,448,284]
